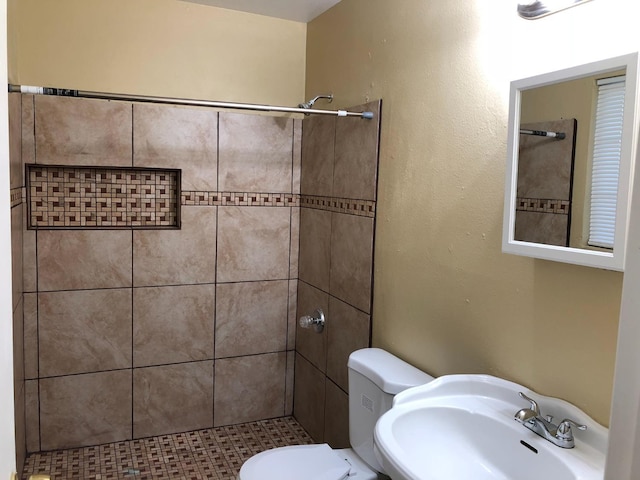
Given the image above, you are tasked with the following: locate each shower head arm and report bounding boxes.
[299,94,333,109]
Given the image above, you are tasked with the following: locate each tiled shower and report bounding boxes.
[9,92,381,476]
[294,101,381,447]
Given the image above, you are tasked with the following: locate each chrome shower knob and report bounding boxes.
[299,308,325,333]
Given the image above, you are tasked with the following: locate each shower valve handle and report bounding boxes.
[299,309,325,333]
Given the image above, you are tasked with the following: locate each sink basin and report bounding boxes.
[374,375,607,480]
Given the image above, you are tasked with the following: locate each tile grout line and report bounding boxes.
[32,92,43,454]
[130,103,135,443]
[285,117,295,416]
[131,227,135,442]
[213,111,220,430]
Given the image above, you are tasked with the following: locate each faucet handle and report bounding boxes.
[518,392,540,415]
[557,418,587,438]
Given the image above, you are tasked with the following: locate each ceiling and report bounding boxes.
[180,0,342,23]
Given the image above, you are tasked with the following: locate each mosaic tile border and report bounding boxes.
[10,187,24,208]
[301,194,376,218]
[27,165,181,229]
[25,170,375,227]
[516,197,570,215]
[22,417,313,480]
[182,191,299,207]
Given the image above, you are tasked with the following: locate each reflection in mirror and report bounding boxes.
[515,117,576,247]
[503,53,640,271]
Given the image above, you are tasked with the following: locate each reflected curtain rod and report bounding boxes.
[7,84,375,120]
[520,128,566,139]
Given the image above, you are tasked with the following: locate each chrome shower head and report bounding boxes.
[298,94,333,109]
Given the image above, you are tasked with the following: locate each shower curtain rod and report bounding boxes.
[8,84,375,120]
[519,128,566,139]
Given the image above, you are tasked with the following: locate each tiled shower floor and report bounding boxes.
[22,417,314,480]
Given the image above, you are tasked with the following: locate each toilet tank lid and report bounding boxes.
[347,348,433,395]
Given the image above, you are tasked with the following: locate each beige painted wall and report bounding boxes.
[8,0,306,106]
[307,0,640,426]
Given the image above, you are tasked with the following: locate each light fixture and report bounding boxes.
[517,0,593,19]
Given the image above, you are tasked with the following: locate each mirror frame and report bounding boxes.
[503,53,640,271]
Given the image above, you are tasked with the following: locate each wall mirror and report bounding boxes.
[503,53,640,271]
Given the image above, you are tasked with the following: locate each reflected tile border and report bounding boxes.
[516,196,570,215]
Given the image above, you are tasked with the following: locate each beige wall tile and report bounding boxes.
[289,207,300,278]
[332,100,381,201]
[38,230,132,291]
[217,206,290,283]
[23,293,38,380]
[14,381,25,474]
[324,379,349,449]
[214,353,286,426]
[133,284,215,367]
[133,206,216,286]
[330,213,374,313]
[515,210,569,246]
[301,115,335,196]
[25,379,39,453]
[295,281,328,373]
[293,353,325,442]
[326,296,371,392]
[13,298,24,388]
[219,112,293,193]
[133,104,218,191]
[35,96,132,166]
[9,92,22,188]
[298,207,331,291]
[22,95,35,166]
[14,298,25,472]
[287,279,297,350]
[39,289,132,377]
[22,207,36,293]
[11,204,23,310]
[518,118,576,200]
[40,370,132,450]
[133,361,214,438]
[292,120,302,194]
[215,280,288,358]
[285,350,295,416]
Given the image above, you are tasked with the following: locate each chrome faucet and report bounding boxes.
[514,392,587,449]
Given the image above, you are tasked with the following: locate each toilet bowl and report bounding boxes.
[239,444,377,480]
[238,348,434,480]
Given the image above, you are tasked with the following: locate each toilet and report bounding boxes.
[238,348,434,480]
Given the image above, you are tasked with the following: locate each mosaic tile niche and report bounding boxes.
[27,164,180,229]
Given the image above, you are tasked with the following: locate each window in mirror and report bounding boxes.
[588,75,626,249]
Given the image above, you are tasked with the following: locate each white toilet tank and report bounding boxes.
[347,348,433,473]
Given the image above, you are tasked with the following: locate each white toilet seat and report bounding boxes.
[238,444,377,480]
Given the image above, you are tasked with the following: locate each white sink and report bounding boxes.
[374,375,607,480]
